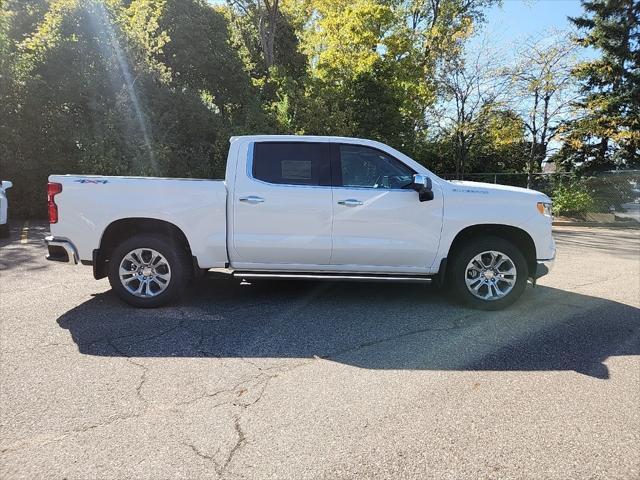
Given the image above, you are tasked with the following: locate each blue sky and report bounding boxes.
[484,0,585,36]
[476,0,594,59]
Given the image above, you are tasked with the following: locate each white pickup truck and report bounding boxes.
[46,135,555,310]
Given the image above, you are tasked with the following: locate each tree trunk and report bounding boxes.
[527,139,536,189]
[258,0,279,70]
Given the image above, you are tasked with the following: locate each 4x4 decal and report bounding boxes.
[74,179,108,184]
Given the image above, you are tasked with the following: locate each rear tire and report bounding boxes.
[108,234,190,308]
[448,236,528,310]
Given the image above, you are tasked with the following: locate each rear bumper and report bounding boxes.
[45,236,78,264]
[534,256,555,279]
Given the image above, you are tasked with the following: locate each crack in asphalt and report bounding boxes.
[223,417,247,474]
[570,272,628,289]
[0,411,143,455]
[175,377,255,408]
[181,417,246,478]
[183,441,224,475]
[175,375,269,476]
[320,312,479,361]
[122,321,186,348]
[0,341,78,355]
[106,339,150,407]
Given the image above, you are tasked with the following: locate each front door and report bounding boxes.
[231,141,333,267]
[330,143,443,273]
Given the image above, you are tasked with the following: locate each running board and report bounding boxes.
[233,272,433,283]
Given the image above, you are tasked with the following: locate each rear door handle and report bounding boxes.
[239,195,265,204]
[337,199,363,206]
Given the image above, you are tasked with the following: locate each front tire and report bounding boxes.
[108,234,190,308]
[448,236,528,310]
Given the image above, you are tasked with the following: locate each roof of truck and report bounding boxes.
[230,135,377,144]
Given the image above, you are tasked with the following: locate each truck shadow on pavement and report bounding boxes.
[56,278,640,380]
[0,221,50,272]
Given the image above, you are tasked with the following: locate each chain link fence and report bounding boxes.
[441,170,640,224]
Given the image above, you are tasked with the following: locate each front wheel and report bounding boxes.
[108,234,190,308]
[448,236,528,310]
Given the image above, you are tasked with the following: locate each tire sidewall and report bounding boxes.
[108,234,189,308]
[449,236,528,310]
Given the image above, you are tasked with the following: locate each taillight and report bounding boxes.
[48,182,62,224]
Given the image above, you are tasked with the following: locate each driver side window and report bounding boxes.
[338,145,415,189]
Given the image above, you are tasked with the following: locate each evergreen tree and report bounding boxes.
[565,0,640,170]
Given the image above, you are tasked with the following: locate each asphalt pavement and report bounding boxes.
[1,222,639,479]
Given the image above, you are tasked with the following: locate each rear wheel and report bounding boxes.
[449,236,528,310]
[108,234,190,308]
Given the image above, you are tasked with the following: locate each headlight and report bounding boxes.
[537,202,552,217]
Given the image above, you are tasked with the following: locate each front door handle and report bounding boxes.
[337,199,363,206]
[239,195,265,204]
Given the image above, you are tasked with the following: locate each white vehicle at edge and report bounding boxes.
[45,135,555,310]
[0,179,13,238]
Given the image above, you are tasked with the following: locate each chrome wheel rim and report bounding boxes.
[465,250,517,301]
[119,248,171,298]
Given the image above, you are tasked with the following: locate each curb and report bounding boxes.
[553,221,640,229]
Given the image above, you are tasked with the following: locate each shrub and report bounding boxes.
[552,182,595,217]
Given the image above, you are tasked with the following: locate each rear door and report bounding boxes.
[330,143,442,272]
[231,141,333,267]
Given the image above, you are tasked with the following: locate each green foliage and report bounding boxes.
[563,0,640,170]
[2,0,629,220]
[551,181,595,217]
[467,108,528,173]
[0,0,265,217]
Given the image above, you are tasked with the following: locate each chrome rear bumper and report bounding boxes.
[45,236,78,264]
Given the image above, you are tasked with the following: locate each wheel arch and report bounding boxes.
[93,217,195,280]
[445,224,537,277]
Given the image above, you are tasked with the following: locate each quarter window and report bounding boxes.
[339,145,414,189]
[252,142,331,186]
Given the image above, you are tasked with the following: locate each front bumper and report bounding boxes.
[534,256,555,279]
[45,236,78,264]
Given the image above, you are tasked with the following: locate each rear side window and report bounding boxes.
[252,142,331,186]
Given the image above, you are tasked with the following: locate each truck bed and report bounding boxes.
[48,175,229,268]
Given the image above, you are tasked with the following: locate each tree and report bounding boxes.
[0,0,262,217]
[343,59,418,151]
[401,0,498,69]
[430,41,510,178]
[288,0,499,154]
[563,0,640,170]
[508,34,579,187]
[127,0,254,115]
[227,0,281,71]
[469,108,527,174]
[0,0,504,217]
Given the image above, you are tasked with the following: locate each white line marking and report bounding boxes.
[20,221,29,244]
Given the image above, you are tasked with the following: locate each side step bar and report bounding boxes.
[233,272,433,283]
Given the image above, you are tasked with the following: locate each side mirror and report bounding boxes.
[412,174,434,202]
[1,181,12,190]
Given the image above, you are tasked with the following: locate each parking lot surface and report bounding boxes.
[1,222,639,479]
